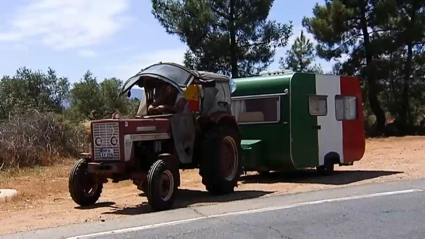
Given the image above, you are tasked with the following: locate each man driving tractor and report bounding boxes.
[148,83,190,114]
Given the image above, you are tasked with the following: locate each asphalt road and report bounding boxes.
[83,188,425,239]
[4,178,425,239]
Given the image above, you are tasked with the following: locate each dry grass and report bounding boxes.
[0,118,102,210]
[0,159,133,211]
[0,161,73,208]
[81,120,92,142]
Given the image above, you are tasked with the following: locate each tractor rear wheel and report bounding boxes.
[199,124,242,195]
[68,159,103,206]
[146,159,178,211]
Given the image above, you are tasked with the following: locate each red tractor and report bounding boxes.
[68,62,242,211]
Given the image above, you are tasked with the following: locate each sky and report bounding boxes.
[0,0,337,84]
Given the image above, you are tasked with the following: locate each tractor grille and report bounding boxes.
[92,122,121,161]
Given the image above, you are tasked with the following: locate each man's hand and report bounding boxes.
[157,105,176,114]
[148,105,166,114]
[148,106,158,114]
[148,105,175,115]
[150,105,164,114]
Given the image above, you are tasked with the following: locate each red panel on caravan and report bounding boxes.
[340,76,365,162]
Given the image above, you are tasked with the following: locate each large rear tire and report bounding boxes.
[147,159,178,211]
[199,125,242,195]
[68,159,103,206]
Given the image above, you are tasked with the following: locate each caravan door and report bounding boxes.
[290,74,343,168]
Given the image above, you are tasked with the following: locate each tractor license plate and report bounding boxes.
[100,148,114,158]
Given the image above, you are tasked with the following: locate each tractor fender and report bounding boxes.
[209,112,239,130]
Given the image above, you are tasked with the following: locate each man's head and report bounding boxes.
[165,85,178,95]
[155,83,178,104]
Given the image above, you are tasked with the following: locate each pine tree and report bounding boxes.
[152,0,292,78]
[280,30,323,73]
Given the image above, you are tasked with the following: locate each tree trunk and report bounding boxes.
[399,44,413,133]
[360,2,386,136]
[399,1,417,134]
[229,0,238,78]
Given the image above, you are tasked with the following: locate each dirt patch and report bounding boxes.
[1,136,424,235]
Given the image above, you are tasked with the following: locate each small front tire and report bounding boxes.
[147,159,178,211]
[68,159,103,206]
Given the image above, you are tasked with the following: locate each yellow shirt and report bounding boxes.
[184,84,200,101]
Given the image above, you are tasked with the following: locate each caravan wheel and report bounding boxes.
[316,163,334,176]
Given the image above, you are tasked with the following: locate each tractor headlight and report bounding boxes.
[95,137,102,146]
[110,136,118,146]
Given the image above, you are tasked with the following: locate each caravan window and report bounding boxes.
[309,95,327,116]
[231,96,280,123]
[335,95,357,120]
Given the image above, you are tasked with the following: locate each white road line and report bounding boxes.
[68,188,423,239]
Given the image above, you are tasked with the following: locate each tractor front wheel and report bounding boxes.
[200,125,242,195]
[68,159,103,206]
[146,159,178,211]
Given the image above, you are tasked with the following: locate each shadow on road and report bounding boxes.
[241,169,403,186]
[74,201,116,210]
[101,189,272,216]
[74,170,402,214]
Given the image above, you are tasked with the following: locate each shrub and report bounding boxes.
[0,110,89,170]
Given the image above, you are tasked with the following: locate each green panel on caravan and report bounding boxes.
[231,74,293,171]
[231,72,365,173]
[289,73,319,168]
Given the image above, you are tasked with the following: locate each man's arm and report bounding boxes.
[148,92,165,114]
[154,97,186,114]
[156,105,176,114]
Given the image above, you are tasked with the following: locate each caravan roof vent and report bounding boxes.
[258,69,294,76]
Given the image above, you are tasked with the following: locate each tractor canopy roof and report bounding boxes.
[119,62,230,96]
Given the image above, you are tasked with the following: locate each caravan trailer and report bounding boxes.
[231,71,365,175]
